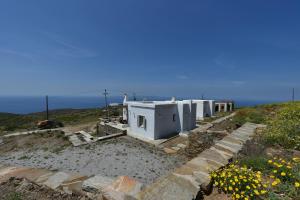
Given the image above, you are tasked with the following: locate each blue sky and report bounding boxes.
[0,0,299,100]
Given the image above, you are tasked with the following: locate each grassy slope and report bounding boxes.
[0,107,122,133]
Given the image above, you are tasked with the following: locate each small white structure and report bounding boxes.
[215,100,234,112]
[193,100,215,120]
[123,96,196,140]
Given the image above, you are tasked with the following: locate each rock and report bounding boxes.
[102,176,143,200]
[137,173,199,200]
[171,147,180,151]
[163,148,177,154]
[82,174,114,193]
[177,143,187,149]
[264,147,284,157]
[292,150,300,158]
[60,175,88,195]
[44,172,70,189]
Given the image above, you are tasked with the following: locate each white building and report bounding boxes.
[193,100,215,120]
[215,100,234,112]
[123,96,196,140]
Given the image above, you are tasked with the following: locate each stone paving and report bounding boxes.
[136,122,265,200]
[0,165,143,200]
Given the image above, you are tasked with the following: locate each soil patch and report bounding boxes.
[0,131,71,154]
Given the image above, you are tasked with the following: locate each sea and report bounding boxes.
[0,96,284,114]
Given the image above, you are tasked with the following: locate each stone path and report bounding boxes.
[2,128,63,138]
[0,165,143,200]
[69,131,125,146]
[162,112,236,154]
[136,122,265,200]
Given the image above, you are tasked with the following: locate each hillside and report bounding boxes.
[0,107,122,134]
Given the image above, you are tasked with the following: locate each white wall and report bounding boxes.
[194,100,215,120]
[154,105,180,139]
[128,105,155,139]
[127,100,197,140]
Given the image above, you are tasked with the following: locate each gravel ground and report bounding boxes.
[0,136,186,185]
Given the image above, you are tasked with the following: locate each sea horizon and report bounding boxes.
[0,95,289,114]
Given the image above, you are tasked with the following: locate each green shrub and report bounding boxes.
[5,192,22,200]
[233,108,266,126]
[238,156,272,173]
[263,102,300,150]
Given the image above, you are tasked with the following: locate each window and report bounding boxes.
[172,114,176,122]
[137,115,146,129]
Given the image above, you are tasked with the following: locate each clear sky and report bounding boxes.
[0,0,299,100]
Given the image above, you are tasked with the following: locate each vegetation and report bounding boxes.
[211,157,300,200]
[0,106,122,134]
[5,192,22,200]
[263,102,300,150]
[210,101,300,199]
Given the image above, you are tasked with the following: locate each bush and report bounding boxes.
[233,108,266,126]
[211,157,300,200]
[263,102,300,150]
[238,156,272,173]
[211,162,268,199]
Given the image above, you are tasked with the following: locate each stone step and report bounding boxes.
[210,146,234,159]
[102,176,143,200]
[82,174,114,193]
[199,149,229,165]
[222,135,244,145]
[217,140,243,150]
[44,172,71,190]
[214,143,241,155]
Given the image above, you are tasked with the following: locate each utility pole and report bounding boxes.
[201,94,204,100]
[292,88,295,102]
[46,95,49,120]
[103,89,109,135]
[103,89,109,120]
[133,93,137,101]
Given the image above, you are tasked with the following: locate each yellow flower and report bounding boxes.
[295,182,300,188]
[273,170,277,173]
[254,190,260,195]
[281,172,286,176]
[261,190,267,194]
[268,160,273,164]
[292,157,300,162]
[236,194,240,199]
[272,180,279,186]
[229,186,233,191]
[244,197,248,200]
[246,185,250,190]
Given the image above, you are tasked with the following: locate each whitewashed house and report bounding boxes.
[193,100,215,120]
[123,96,196,140]
[215,100,234,112]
